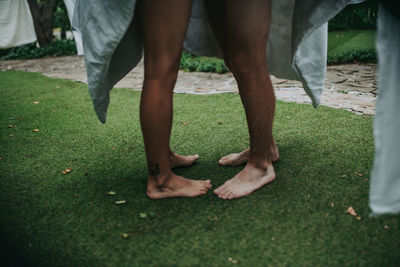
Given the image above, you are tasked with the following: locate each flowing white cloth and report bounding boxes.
[369,5,400,216]
[63,0,83,55]
[73,0,354,123]
[0,0,36,49]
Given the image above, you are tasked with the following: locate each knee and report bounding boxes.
[228,47,267,78]
[144,55,180,83]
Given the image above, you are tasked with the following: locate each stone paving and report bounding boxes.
[0,55,377,115]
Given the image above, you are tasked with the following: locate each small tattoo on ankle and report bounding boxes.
[148,162,160,176]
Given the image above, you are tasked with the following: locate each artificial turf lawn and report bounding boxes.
[0,71,399,266]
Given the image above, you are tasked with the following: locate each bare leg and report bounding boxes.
[138,0,211,199]
[205,0,279,168]
[206,0,276,199]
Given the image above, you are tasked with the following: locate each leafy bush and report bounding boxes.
[327,49,376,65]
[329,0,378,31]
[180,52,229,74]
[1,39,77,60]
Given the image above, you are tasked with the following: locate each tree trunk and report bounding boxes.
[27,0,58,47]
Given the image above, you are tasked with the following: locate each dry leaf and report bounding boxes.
[111,147,115,150]
[342,174,347,178]
[8,125,14,128]
[122,233,129,238]
[107,191,116,196]
[228,258,232,262]
[62,168,72,175]
[56,86,60,89]
[356,216,362,221]
[0,157,3,160]
[357,173,363,177]
[183,121,190,125]
[347,206,357,216]
[115,200,126,205]
[33,101,39,104]
[232,260,238,264]
[364,178,369,182]
[33,129,39,132]
[384,225,390,230]
[330,202,335,208]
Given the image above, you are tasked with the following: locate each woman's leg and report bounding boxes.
[205,0,279,167]
[138,0,211,199]
[207,0,276,199]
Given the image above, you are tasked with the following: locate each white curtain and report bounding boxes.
[63,0,83,55]
[0,0,36,49]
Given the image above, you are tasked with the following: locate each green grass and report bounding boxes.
[327,30,376,64]
[328,30,376,54]
[0,71,399,266]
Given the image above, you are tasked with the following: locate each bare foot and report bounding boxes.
[214,163,275,199]
[218,141,279,166]
[169,152,199,168]
[147,173,211,199]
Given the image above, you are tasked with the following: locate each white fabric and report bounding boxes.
[369,5,400,216]
[63,0,83,55]
[0,0,36,49]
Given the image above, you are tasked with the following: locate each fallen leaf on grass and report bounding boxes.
[107,191,116,196]
[8,125,14,128]
[33,129,39,132]
[347,206,357,216]
[357,173,363,177]
[115,200,126,205]
[356,216,362,221]
[62,168,72,175]
[228,258,238,264]
[33,101,39,104]
[183,121,190,125]
[0,157,3,160]
[384,225,390,230]
[122,233,129,238]
[330,202,335,208]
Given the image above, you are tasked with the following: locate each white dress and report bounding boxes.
[73,0,355,123]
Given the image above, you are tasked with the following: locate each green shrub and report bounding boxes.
[327,49,376,65]
[1,39,77,60]
[180,52,229,74]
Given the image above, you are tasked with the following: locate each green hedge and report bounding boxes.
[0,39,77,60]
[327,49,376,65]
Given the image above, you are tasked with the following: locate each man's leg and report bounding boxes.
[212,0,276,199]
[205,0,279,167]
[138,0,211,199]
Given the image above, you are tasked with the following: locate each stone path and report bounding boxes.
[0,55,377,115]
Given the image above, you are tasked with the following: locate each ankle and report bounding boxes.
[247,157,271,172]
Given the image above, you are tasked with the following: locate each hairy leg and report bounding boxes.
[205,0,278,167]
[138,0,210,199]
[208,0,276,199]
